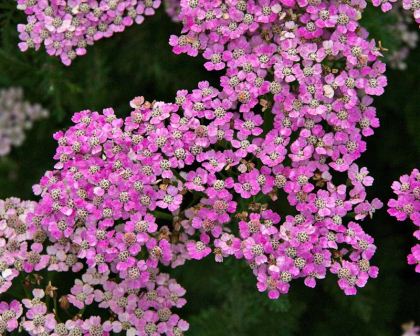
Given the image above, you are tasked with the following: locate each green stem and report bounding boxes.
[53,295,61,322]
[152,210,173,221]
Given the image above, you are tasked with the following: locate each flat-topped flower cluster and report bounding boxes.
[2,0,420,334]
[166,0,386,297]
[388,169,420,273]
[0,196,188,335]
[15,0,420,65]
[0,87,48,157]
[16,0,161,65]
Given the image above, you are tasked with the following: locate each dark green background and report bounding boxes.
[0,4,419,335]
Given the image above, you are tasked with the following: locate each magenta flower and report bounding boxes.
[157,186,183,212]
[68,279,95,309]
[234,170,261,198]
[6,0,417,330]
[388,169,420,272]
[186,241,211,260]
[372,0,397,12]
[0,300,23,332]
[16,0,164,64]
[408,244,420,272]
[22,303,56,335]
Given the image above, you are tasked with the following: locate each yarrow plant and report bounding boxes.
[2,0,420,334]
[15,0,420,66]
[16,0,162,65]
[0,87,48,157]
[388,169,420,272]
[0,195,188,335]
[166,0,391,298]
[0,198,39,294]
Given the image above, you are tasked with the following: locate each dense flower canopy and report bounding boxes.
[15,0,420,65]
[1,0,419,334]
[0,195,188,335]
[165,0,388,297]
[388,169,420,272]
[16,0,162,65]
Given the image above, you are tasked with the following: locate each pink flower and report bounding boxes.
[23,303,56,334]
[0,300,23,332]
[68,279,95,309]
[186,241,211,260]
[388,169,420,272]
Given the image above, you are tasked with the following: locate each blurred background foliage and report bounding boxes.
[0,3,419,335]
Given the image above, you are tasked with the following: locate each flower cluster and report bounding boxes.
[16,0,161,65]
[8,1,396,332]
[4,0,419,334]
[0,195,188,335]
[0,279,187,335]
[388,169,420,272]
[387,6,419,70]
[0,198,41,294]
[17,71,383,330]
[371,0,420,23]
[166,0,387,297]
[0,87,48,157]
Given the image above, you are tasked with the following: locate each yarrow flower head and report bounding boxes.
[0,300,23,333]
[16,0,162,65]
[164,0,390,299]
[0,195,189,335]
[3,0,420,333]
[0,87,48,156]
[388,169,420,272]
[0,198,42,294]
